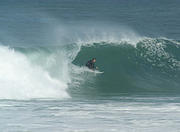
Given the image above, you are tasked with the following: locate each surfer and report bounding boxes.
[86,58,98,70]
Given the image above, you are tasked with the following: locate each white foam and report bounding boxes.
[0,46,70,100]
[138,37,180,69]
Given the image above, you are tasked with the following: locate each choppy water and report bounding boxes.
[1,96,180,132]
[0,0,180,131]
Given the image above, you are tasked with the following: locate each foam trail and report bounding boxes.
[0,46,69,100]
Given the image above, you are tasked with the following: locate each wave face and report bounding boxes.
[72,38,180,97]
[0,37,180,99]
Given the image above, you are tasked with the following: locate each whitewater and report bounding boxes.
[0,0,180,131]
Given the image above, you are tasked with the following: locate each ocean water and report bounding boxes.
[0,0,180,131]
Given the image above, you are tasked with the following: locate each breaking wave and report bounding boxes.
[0,28,180,99]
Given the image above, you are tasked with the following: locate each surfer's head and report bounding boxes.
[92,58,96,63]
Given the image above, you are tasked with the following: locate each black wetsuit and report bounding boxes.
[86,60,95,70]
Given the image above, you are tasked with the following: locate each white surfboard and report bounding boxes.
[93,70,104,74]
[81,67,104,74]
